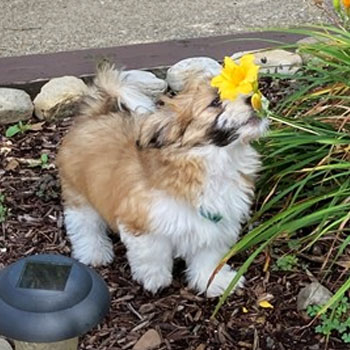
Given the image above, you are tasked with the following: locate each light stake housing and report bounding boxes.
[0,254,110,350]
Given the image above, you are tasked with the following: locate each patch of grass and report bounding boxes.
[212,24,350,319]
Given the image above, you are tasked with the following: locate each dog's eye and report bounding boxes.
[208,97,222,108]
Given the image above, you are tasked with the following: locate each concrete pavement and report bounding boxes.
[1,0,328,57]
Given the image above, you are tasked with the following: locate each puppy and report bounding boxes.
[57,65,268,297]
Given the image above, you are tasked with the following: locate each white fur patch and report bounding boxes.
[119,227,173,293]
[186,247,245,297]
[64,206,114,266]
[141,144,259,296]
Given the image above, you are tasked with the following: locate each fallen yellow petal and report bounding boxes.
[258,300,274,309]
[242,306,249,313]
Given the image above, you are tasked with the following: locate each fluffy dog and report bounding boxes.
[57,65,268,297]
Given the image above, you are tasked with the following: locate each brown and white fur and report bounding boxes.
[57,65,268,297]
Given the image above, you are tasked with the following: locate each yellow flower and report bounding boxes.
[211,54,260,101]
[343,0,350,8]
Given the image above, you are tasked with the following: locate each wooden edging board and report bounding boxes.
[0,31,304,97]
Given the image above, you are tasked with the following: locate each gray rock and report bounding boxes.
[166,57,221,91]
[231,49,303,75]
[121,70,167,99]
[308,344,320,350]
[0,88,33,125]
[266,336,275,349]
[33,76,88,120]
[133,329,161,350]
[297,36,323,46]
[296,36,331,63]
[297,282,333,311]
[0,338,12,350]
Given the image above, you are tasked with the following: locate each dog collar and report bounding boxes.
[199,206,223,223]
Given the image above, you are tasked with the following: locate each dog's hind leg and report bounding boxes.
[62,187,114,266]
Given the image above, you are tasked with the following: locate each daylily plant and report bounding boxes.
[211,54,264,113]
[333,0,350,19]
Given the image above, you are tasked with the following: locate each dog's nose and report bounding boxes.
[245,96,252,106]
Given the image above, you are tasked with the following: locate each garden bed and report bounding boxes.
[0,74,347,350]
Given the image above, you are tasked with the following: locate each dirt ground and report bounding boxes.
[0,78,347,350]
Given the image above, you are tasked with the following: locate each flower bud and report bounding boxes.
[251,91,262,112]
[333,0,341,11]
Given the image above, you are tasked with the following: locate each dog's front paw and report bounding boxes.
[72,242,115,267]
[206,265,245,298]
[132,266,173,294]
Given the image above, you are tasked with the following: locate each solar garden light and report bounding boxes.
[0,254,110,350]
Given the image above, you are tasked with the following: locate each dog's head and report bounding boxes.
[137,76,268,150]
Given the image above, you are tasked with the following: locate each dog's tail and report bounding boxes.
[81,62,155,117]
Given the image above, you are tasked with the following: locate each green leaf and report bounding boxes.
[5,124,21,138]
[40,153,49,165]
[342,333,350,343]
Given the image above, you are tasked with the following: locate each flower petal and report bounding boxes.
[259,300,274,309]
[242,306,249,313]
[240,54,256,67]
[237,82,253,95]
[211,75,224,88]
[223,56,238,73]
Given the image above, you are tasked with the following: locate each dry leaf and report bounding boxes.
[29,122,45,131]
[5,159,19,171]
[0,147,12,156]
[242,306,249,313]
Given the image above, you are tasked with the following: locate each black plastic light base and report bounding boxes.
[0,254,110,342]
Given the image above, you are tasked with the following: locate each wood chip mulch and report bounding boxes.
[0,77,347,350]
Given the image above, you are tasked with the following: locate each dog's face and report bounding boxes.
[137,77,268,150]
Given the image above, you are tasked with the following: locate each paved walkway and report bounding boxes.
[1,0,327,57]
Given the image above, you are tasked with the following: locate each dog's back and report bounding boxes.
[57,66,152,233]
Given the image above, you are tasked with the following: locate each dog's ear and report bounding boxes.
[136,82,201,150]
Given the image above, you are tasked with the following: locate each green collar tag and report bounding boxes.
[199,207,223,223]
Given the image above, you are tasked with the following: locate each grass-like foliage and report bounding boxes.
[307,297,350,343]
[212,25,350,321]
[0,193,7,224]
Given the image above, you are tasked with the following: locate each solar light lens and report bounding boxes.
[18,262,72,291]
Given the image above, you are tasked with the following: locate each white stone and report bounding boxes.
[33,76,89,120]
[121,70,167,99]
[0,338,12,350]
[231,49,303,75]
[297,282,333,311]
[166,57,221,91]
[0,88,33,125]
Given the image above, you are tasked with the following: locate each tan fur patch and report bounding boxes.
[57,72,241,236]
